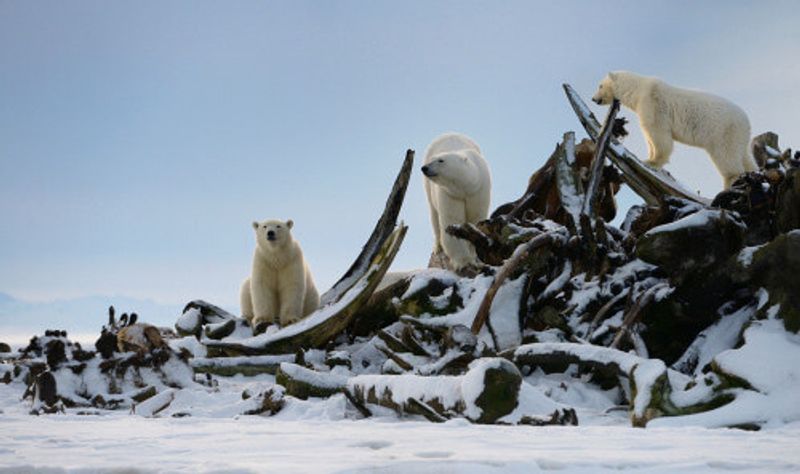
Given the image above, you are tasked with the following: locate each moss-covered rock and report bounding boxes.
[775,168,800,234]
[636,209,745,279]
[725,231,800,332]
[470,358,522,424]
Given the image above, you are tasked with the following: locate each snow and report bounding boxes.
[175,307,201,334]
[737,244,765,267]
[713,320,800,394]
[280,362,348,389]
[514,342,666,420]
[2,411,799,473]
[4,334,800,472]
[643,209,743,237]
[650,320,800,429]
[672,302,755,375]
[487,274,524,350]
[401,268,459,300]
[460,358,518,420]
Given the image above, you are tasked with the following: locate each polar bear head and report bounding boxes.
[592,72,619,105]
[422,151,481,196]
[252,219,294,251]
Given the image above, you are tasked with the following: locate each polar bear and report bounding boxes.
[240,219,319,329]
[592,71,757,188]
[421,132,491,272]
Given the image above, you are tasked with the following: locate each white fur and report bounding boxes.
[592,71,757,188]
[240,219,319,327]
[422,133,491,270]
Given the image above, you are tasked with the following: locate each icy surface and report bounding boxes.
[2,410,799,473]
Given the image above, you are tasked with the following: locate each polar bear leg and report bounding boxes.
[251,281,278,326]
[642,125,673,168]
[240,278,254,321]
[278,262,307,326]
[709,140,754,189]
[425,180,443,253]
[437,193,477,270]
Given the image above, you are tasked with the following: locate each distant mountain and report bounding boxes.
[0,293,192,344]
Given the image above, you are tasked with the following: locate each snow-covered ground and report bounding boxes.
[2,373,799,473]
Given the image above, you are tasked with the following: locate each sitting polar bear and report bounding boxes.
[592,71,757,188]
[240,219,319,328]
[421,133,491,272]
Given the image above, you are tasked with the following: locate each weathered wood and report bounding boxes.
[583,99,620,218]
[275,363,347,399]
[320,150,414,306]
[511,342,671,426]
[610,283,669,350]
[554,132,583,230]
[374,339,414,372]
[471,232,562,335]
[347,358,522,424]
[563,83,710,206]
[191,355,294,377]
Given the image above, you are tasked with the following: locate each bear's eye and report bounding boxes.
[437,159,444,163]
[277,225,282,229]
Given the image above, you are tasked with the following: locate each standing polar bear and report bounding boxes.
[240,219,319,329]
[422,133,491,272]
[592,71,757,188]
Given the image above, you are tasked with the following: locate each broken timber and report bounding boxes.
[582,98,620,218]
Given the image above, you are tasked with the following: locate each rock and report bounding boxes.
[0,342,11,353]
[712,173,778,246]
[465,358,522,424]
[775,168,800,233]
[729,231,800,332]
[636,209,745,279]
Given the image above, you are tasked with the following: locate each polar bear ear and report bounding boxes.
[286,219,294,229]
[608,71,618,81]
[252,221,259,230]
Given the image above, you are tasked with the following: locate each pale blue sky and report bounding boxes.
[1,1,799,311]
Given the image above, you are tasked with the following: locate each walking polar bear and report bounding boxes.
[241,219,319,329]
[421,133,491,272]
[592,71,757,188]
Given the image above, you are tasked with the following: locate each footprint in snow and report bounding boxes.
[350,440,393,450]
[414,451,453,459]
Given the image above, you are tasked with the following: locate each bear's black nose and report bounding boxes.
[267,230,276,240]
[421,165,433,177]
[592,97,601,105]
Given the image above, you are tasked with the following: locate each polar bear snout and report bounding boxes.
[266,230,276,241]
[592,96,602,105]
[421,165,436,177]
